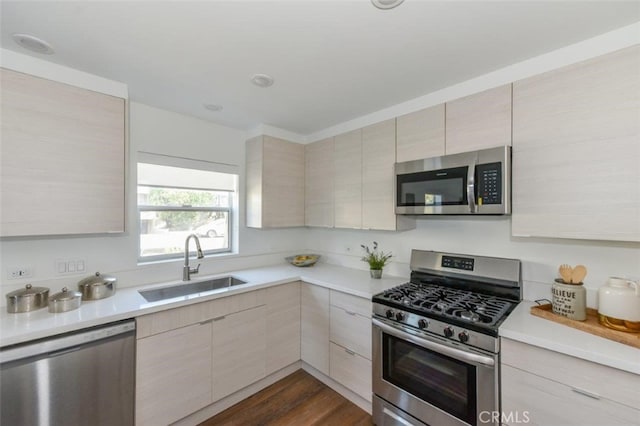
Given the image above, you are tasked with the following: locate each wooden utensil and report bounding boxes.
[559,264,573,284]
[571,264,587,284]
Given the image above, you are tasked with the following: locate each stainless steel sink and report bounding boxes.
[139,276,247,302]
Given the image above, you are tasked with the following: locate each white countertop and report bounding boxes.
[0,263,406,348]
[499,301,640,375]
[4,263,638,376]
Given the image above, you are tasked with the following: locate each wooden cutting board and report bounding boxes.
[530,304,640,349]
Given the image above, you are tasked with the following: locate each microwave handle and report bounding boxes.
[467,162,476,213]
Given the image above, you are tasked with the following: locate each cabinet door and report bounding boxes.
[211,305,267,401]
[305,138,334,227]
[1,68,125,237]
[396,104,445,162]
[245,135,305,228]
[362,119,397,231]
[445,84,512,154]
[136,322,212,426]
[334,129,362,228]
[262,136,305,227]
[512,45,640,242]
[301,283,330,375]
[502,364,640,426]
[266,282,301,374]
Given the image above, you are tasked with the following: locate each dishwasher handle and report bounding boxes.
[1,319,135,364]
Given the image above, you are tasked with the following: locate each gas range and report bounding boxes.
[372,250,521,353]
[372,250,521,426]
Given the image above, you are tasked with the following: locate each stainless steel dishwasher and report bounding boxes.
[1,319,135,426]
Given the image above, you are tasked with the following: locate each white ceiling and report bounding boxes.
[1,1,639,135]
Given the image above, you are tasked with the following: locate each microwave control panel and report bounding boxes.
[476,162,502,205]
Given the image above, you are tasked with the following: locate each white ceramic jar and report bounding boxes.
[597,277,640,332]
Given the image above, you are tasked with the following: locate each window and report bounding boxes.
[137,153,238,261]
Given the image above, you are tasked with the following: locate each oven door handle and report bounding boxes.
[373,318,495,367]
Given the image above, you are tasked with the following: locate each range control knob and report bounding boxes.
[417,319,429,329]
[443,327,454,338]
[385,310,394,319]
[458,331,469,343]
[395,312,405,321]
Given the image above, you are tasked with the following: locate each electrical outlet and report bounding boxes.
[7,266,33,280]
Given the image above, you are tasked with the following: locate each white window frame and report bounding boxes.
[136,152,239,263]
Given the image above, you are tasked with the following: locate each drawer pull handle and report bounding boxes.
[199,319,213,325]
[571,387,601,400]
[212,316,226,321]
[345,348,356,356]
[345,310,357,316]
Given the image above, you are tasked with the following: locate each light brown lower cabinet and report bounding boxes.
[135,282,375,423]
[211,305,267,401]
[136,322,213,426]
[329,342,372,403]
[135,283,300,425]
[501,338,640,426]
[301,283,330,375]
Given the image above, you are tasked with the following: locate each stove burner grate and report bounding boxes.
[376,281,513,326]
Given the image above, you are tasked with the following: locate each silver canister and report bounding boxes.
[552,279,587,321]
[48,287,82,313]
[78,272,117,301]
[6,284,50,313]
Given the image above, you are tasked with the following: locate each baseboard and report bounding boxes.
[173,361,302,426]
[301,362,372,415]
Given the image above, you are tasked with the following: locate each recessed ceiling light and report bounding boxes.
[251,74,274,88]
[371,0,405,10]
[12,33,54,54]
[203,103,223,112]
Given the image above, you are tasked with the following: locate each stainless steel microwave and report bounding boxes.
[395,146,511,215]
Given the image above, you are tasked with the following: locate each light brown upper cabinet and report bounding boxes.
[305,137,334,227]
[511,45,640,242]
[333,129,363,229]
[362,119,414,231]
[445,84,512,154]
[245,135,305,228]
[396,104,445,162]
[0,68,126,237]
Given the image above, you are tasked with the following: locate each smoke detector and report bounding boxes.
[251,74,274,88]
[12,33,54,54]
[372,0,405,10]
[203,103,223,112]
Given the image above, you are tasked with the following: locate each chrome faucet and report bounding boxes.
[183,234,204,281]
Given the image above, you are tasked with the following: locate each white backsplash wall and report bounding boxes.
[0,101,307,305]
[305,217,640,307]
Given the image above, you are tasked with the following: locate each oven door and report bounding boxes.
[372,318,498,426]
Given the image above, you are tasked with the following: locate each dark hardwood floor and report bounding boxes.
[199,369,373,426]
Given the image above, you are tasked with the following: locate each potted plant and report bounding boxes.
[361,241,392,279]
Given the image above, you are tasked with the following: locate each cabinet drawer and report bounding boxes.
[329,342,372,402]
[502,364,640,426]
[502,338,640,409]
[330,305,371,359]
[330,290,371,318]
